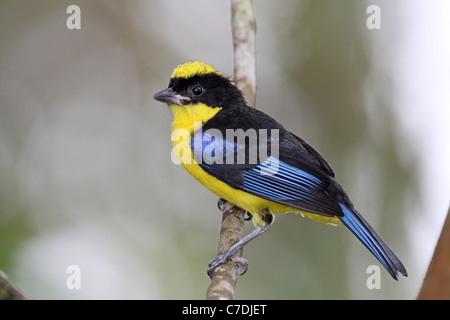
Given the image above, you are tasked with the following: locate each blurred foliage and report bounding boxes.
[0,194,35,273]
[272,0,418,298]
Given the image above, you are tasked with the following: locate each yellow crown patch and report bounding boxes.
[170,61,232,81]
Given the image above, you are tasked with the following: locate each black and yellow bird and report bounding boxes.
[153,61,407,280]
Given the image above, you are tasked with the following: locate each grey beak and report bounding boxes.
[153,88,191,106]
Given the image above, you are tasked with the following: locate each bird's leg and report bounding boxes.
[207,224,269,278]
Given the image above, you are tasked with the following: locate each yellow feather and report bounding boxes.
[170,61,232,82]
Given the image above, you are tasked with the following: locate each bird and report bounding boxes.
[153,61,407,280]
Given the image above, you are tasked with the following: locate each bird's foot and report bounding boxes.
[231,256,249,275]
[218,198,252,220]
[207,253,248,278]
[217,198,235,212]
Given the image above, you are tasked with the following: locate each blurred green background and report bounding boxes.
[1,0,449,299]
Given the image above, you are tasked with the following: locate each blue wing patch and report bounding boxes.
[193,135,342,216]
[242,156,325,202]
[191,130,245,165]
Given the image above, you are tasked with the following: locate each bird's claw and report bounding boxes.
[231,256,249,275]
[207,254,249,278]
[217,198,235,212]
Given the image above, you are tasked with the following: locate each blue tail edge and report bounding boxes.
[338,203,408,280]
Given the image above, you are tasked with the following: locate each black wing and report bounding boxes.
[194,106,342,217]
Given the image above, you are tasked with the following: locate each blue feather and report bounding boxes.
[338,203,407,280]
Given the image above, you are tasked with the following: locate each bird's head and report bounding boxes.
[153,61,246,109]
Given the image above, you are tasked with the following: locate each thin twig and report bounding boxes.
[205,202,246,300]
[205,0,256,300]
[0,270,30,300]
[231,0,257,108]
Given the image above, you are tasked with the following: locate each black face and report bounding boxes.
[168,74,246,108]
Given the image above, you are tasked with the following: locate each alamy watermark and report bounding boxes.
[66,264,81,290]
[366,265,381,290]
[66,4,381,31]
[366,5,381,30]
[66,5,81,30]
[171,121,280,175]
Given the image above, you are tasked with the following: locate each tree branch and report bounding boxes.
[205,201,246,300]
[0,270,30,300]
[231,0,257,108]
[417,206,450,299]
[205,0,256,300]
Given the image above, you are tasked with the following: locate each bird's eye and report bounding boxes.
[192,86,203,96]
